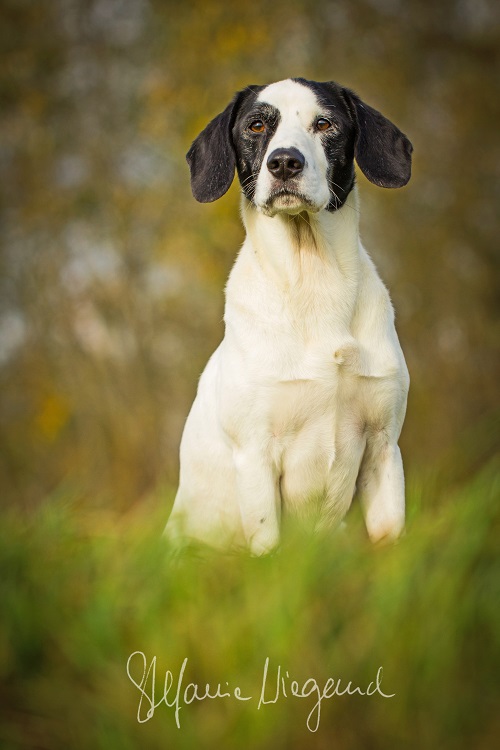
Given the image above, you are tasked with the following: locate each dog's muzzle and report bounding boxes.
[260,146,321,216]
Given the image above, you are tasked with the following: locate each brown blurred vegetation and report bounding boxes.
[0,0,499,510]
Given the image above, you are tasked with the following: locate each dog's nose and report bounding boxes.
[267,148,305,181]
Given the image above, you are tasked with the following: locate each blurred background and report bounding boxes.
[1,4,499,750]
[1,0,499,512]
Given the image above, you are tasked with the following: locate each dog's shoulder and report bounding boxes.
[346,245,408,384]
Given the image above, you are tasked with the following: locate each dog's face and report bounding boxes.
[232,79,357,216]
[187,78,412,215]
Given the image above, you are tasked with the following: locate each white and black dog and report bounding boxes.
[165,78,412,555]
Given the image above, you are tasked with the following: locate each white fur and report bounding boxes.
[165,81,409,554]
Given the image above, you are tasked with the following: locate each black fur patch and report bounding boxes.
[292,78,357,211]
[186,86,264,203]
[342,87,413,188]
[232,99,281,203]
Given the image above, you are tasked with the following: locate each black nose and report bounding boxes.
[267,147,305,181]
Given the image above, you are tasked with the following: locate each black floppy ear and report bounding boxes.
[186,92,243,203]
[343,89,413,188]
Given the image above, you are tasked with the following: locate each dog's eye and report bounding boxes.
[316,118,332,132]
[249,120,265,133]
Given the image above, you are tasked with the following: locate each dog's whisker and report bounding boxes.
[330,187,341,210]
[298,212,313,231]
[330,179,345,192]
[240,171,259,187]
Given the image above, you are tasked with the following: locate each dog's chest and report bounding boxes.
[262,353,365,520]
[222,235,396,515]
[251,311,393,511]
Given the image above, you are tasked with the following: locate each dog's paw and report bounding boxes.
[248,524,280,557]
[366,518,405,545]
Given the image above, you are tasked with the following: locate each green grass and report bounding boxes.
[1,459,499,750]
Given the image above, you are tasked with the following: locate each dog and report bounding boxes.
[165,77,412,555]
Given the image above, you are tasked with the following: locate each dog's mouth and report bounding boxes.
[261,187,321,217]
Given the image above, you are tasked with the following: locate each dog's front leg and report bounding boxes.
[357,441,405,543]
[233,448,281,556]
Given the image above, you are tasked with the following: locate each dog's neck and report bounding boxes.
[240,186,361,288]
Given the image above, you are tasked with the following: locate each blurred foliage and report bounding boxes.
[0,0,499,508]
[0,459,499,749]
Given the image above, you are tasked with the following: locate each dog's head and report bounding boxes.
[187,78,412,217]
